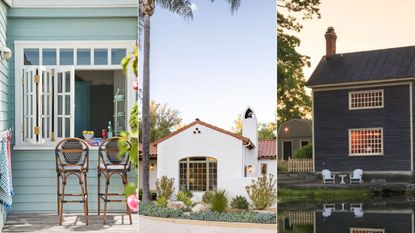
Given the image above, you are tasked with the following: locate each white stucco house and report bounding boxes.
[139,107,276,200]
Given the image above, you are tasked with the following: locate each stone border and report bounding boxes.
[139,215,276,229]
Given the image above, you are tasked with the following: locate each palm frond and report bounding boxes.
[211,0,241,13]
[155,0,194,20]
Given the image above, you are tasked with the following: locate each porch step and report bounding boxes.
[2,213,138,232]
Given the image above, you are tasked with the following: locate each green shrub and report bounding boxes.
[245,174,276,210]
[293,145,312,159]
[210,190,228,213]
[202,191,215,204]
[156,196,168,208]
[230,195,249,210]
[155,176,175,199]
[189,211,276,224]
[176,191,193,207]
[139,203,184,218]
[277,160,288,172]
[182,188,193,198]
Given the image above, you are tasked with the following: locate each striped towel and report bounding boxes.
[0,137,12,208]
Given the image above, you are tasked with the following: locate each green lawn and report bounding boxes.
[278,188,371,202]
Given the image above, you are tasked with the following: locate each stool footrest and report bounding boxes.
[98,193,125,196]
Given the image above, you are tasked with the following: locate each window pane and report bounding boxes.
[65,95,70,115]
[42,49,57,65]
[24,49,39,65]
[111,48,126,65]
[58,73,63,93]
[58,96,62,115]
[58,118,62,138]
[65,118,70,137]
[94,49,108,65]
[77,49,91,65]
[60,49,74,65]
[65,72,70,92]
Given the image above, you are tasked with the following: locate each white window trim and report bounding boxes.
[14,40,135,149]
[348,127,384,156]
[349,89,384,110]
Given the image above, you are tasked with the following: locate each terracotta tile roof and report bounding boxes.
[138,143,158,159]
[153,118,254,148]
[258,139,276,160]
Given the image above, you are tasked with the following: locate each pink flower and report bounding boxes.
[127,194,139,212]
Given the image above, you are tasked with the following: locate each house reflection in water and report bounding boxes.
[278,204,414,233]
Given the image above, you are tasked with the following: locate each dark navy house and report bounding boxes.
[307,27,415,173]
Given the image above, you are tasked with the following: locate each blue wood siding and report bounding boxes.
[314,84,411,172]
[0,0,8,230]
[6,8,137,213]
[315,212,413,233]
[11,150,136,213]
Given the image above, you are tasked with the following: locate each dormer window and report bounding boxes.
[349,89,384,110]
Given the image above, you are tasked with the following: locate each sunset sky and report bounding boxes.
[297,0,415,80]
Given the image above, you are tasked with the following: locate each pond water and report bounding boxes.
[278,199,415,233]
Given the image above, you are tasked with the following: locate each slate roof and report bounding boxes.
[306,46,415,87]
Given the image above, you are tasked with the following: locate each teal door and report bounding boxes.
[75,81,91,138]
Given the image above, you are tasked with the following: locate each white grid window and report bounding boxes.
[349,89,383,110]
[350,228,385,233]
[349,128,383,156]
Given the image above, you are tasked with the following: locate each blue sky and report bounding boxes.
[140,0,276,130]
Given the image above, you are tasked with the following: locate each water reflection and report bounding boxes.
[278,201,415,233]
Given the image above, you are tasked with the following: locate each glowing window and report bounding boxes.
[349,128,383,156]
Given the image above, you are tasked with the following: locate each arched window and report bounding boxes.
[179,157,217,191]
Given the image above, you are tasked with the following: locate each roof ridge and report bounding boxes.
[153,119,253,147]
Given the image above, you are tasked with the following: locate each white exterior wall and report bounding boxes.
[242,108,259,176]
[139,159,158,191]
[157,123,250,200]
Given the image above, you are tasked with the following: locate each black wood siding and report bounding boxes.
[316,212,413,233]
[314,84,411,172]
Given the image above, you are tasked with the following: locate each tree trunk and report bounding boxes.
[141,13,151,203]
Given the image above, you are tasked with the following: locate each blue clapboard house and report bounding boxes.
[307,27,415,173]
[0,0,137,230]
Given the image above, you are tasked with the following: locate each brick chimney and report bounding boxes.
[325,27,337,58]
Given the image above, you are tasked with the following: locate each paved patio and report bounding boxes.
[2,213,138,232]
[139,215,276,233]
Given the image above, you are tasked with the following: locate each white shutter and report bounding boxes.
[39,67,53,143]
[22,67,40,144]
[54,66,75,140]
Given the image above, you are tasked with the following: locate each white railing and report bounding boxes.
[288,158,314,173]
[288,211,315,225]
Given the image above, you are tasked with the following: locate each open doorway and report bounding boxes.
[74,70,126,138]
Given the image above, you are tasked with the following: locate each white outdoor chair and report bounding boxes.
[322,208,332,217]
[353,207,364,218]
[322,169,335,184]
[349,169,363,184]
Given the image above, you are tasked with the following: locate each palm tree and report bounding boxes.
[139,0,241,203]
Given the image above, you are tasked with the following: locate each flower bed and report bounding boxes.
[139,203,276,224]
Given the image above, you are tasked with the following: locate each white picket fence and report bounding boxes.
[288,211,315,225]
[287,158,314,172]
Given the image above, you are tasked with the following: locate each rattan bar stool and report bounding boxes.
[55,138,90,225]
[97,137,132,224]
